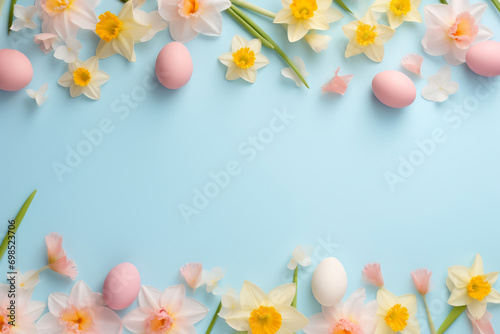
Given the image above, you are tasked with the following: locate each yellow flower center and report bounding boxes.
[42,0,72,15]
[389,0,411,16]
[290,0,318,19]
[355,22,378,46]
[232,47,256,69]
[468,275,491,301]
[0,314,11,331]
[248,306,282,334]
[179,0,200,17]
[73,68,92,87]
[384,304,409,332]
[96,12,123,42]
[60,306,94,332]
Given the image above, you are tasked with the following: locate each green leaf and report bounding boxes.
[7,0,16,35]
[230,0,276,19]
[439,0,448,4]
[333,0,353,14]
[205,301,222,334]
[436,306,466,334]
[226,8,274,49]
[490,0,500,13]
[0,189,37,260]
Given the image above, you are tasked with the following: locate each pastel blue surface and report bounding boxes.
[1,0,500,333]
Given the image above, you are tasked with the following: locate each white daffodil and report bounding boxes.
[54,37,82,63]
[421,65,459,102]
[371,0,422,29]
[27,84,49,106]
[282,57,309,87]
[447,254,500,319]
[58,57,110,100]
[201,267,225,293]
[134,9,167,42]
[304,33,332,53]
[375,288,420,334]
[218,35,270,83]
[95,1,149,62]
[342,10,395,62]
[274,0,343,43]
[11,5,37,31]
[158,0,231,43]
[218,287,240,318]
[223,281,309,333]
[0,284,45,333]
[287,244,314,269]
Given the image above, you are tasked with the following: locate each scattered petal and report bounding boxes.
[362,263,384,288]
[281,57,309,87]
[26,83,49,106]
[322,67,354,95]
[401,53,424,76]
[422,65,459,102]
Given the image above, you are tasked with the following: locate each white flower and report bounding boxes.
[375,288,420,334]
[304,33,332,53]
[158,0,231,43]
[54,37,82,63]
[134,9,167,42]
[27,83,49,106]
[201,267,225,293]
[11,5,38,31]
[218,287,240,318]
[287,244,314,269]
[371,0,422,29]
[0,284,45,333]
[58,57,110,100]
[218,35,270,83]
[281,57,309,87]
[34,33,60,54]
[421,65,459,102]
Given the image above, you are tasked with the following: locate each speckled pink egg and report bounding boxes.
[103,263,141,310]
[466,41,500,77]
[372,71,416,108]
[156,42,193,89]
[0,49,33,91]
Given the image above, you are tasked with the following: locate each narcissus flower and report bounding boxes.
[363,262,385,288]
[223,281,309,333]
[95,1,149,62]
[370,0,422,29]
[304,33,332,53]
[218,35,270,83]
[45,232,78,279]
[134,9,168,42]
[447,254,500,319]
[322,67,353,95]
[375,288,420,334]
[274,0,343,43]
[11,5,38,31]
[54,37,82,63]
[201,266,225,293]
[180,262,203,290]
[34,33,60,54]
[411,269,432,296]
[1,285,45,333]
[421,65,458,102]
[27,83,49,106]
[401,53,423,76]
[58,57,110,100]
[342,11,395,62]
[287,244,313,269]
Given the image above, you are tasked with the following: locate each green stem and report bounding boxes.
[226,8,274,49]
[439,0,448,4]
[229,5,309,88]
[7,0,16,35]
[292,267,298,308]
[205,302,222,334]
[423,295,437,334]
[0,190,37,260]
[333,0,353,14]
[490,0,500,13]
[230,0,276,19]
[436,306,466,334]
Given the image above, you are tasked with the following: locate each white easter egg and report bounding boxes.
[311,257,347,306]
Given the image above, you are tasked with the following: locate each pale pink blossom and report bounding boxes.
[304,288,377,334]
[411,268,433,295]
[421,0,493,65]
[36,281,122,334]
[34,33,60,54]
[180,262,203,289]
[123,285,208,333]
[466,309,495,334]
[362,263,384,288]
[401,53,424,76]
[1,284,45,333]
[45,232,78,279]
[322,67,354,95]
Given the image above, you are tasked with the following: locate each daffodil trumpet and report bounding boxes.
[205,301,223,334]
[230,0,276,19]
[436,306,466,334]
[7,0,16,34]
[229,5,310,88]
[226,7,274,49]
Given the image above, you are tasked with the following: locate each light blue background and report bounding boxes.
[1,0,500,332]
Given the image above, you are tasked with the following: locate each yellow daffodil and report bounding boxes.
[447,254,500,319]
[58,57,110,100]
[218,35,270,83]
[371,0,422,29]
[95,1,149,62]
[274,0,343,43]
[375,288,420,334]
[342,10,395,62]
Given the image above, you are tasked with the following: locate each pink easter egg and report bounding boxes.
[372,70,416,108]
[466,41,500,77]
[0,49,33,91]
[103,263,141,310]
[155,42,193,89]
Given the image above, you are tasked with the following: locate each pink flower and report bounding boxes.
[466,310,495,334]
[411,268,433,295]
[180,262,203,290]
[362,263,384,288]
[321,67,354,95]
[34,33,60,54]
[421,0,493,65]
[36,281,122,334]
[45,232,77,279]
[123,285,208,333]
[401,53,424,76]
[304,288,377,334]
